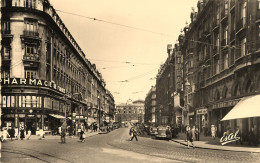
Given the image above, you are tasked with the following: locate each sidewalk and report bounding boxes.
[17,130,100,140]
[172,133,260,153]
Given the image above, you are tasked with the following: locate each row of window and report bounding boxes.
[2,95,42,108]
[118,110,143,114]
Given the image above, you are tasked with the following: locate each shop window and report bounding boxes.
[32,96,37,108]
[11,96,15,107]
[26,96,31,107]
[2,96,7,107]
[18,96,22,107]
[22,96,26,107]
[7,96,10,107]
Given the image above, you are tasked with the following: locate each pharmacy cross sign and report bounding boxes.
[220,130,240,145]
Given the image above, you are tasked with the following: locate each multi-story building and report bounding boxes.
[155,45,176,125]
[115,99,144,124]
[0,0,111,135]
[180,0,260,143]
[105,90,115,123]
[144,86,156,124]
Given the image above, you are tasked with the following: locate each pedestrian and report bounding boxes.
[61,123,66,143]
[166,126,172,141]
[195,126,199,141]
[191,126,196,141]
[211,125,216,139]
[204,124,208,136]
[129,127,138,141]
[10,127,15,141]
[80,128,86,142]
[185,125,190,142]
[58,126,62,135]
[2,127,10,142]
[14,127,19,140]
[39,129,45,140]
[235,126,242,145]
[186,126,195,149]
[27,129,32,140]
[248,127,255,146]
[20,127,25,140]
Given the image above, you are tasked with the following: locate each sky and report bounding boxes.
[50,0,198,104]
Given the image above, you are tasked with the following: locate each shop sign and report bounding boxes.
[220,130,240,145]
[213,99,240,109]
[27,114,35,118]
[0,78,66,94]
[196,108,207,115]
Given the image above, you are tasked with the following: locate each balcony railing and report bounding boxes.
[23,54,40,62]
[23,30,39,37]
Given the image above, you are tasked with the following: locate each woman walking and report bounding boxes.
[80,128,86,142]
[10,127,15,141]
[20,127,25,140]
[186,126,195,149]
[1,128,10,142]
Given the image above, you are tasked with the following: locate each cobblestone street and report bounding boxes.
[1,128,260,163]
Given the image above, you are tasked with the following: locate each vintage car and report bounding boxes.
[149,126,158,136]
[155,126,171,139]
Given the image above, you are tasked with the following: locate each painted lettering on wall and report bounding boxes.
[220,130,240,145]
[0,78,66,94]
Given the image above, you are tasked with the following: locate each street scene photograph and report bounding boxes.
[0,0,260,162]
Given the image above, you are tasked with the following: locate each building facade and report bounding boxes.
[179,0,260,143]
[115,99,144,124]
[0,0,113,135]
[144,86,156,124]
[155,45,176,125]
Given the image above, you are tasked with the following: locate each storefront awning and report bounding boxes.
[49,114,65,119]
[221,95,260,121]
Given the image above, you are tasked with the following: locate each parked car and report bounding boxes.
[155,126,167,139]
[155,126,172,140]
[149,126,158,136]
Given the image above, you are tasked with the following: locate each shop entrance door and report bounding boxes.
[26,118,36,135]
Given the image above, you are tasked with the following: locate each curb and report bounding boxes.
[171,139,260,153]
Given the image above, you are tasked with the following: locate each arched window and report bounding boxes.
[215,89,220,101]
[222,86,228,99]
[233,84,240,97]
[245,79,252,93]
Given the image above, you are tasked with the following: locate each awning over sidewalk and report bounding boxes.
[49,114,65,119]
[221,95,260,121]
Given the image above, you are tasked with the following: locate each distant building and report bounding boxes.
[144,86,156,124]
[115,99,144,124]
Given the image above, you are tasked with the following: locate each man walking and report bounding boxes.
[129,127,138,141]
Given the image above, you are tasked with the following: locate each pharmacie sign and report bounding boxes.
[220,130,240,145]
[0,78,66,94]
